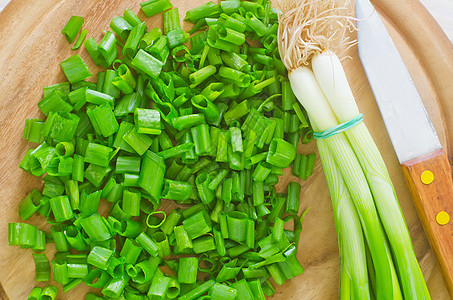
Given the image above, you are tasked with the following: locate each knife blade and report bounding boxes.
[356,0,453,296]
[355,0,441,164]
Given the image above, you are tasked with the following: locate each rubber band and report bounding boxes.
[314,114,363,139]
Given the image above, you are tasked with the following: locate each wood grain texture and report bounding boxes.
[0,0,451,299]
[402,149,453,298]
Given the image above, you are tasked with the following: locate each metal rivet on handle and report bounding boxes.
[421,170,434,185]
[436,211,450,225]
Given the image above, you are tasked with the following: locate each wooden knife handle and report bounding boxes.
[402,149,453,297]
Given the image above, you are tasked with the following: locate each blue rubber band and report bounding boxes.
[314,114,363,139]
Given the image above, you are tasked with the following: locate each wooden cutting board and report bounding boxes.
[0,0,452,299]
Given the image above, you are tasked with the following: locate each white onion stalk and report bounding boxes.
[290,67,396,299]
[313,50,430,299]
[278,0,430,299]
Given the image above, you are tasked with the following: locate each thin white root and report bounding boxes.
[277,0,356,71]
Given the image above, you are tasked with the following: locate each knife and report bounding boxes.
[356,0,453,296]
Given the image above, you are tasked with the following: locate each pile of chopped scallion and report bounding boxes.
[10,1,315,299]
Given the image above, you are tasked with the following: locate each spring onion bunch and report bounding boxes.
[278,0,430,299]
[10,1,318,299]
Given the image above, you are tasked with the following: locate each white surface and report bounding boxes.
[0,0,451,40]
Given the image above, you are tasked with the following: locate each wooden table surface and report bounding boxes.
[0,0,453,299]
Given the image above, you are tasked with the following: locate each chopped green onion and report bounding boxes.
[62,16,84,43]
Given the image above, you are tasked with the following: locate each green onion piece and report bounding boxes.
[226,211,248,243]
[161,179,191,202]
[50,225,68,251]
[23,119,45,143]
[123,127,153,156]
[27,287,42,300]
[41,285,59,300]
[277,253,304,279]
[174,225,193,252]
[102,275,130,298]
[252,162,271,182]
[185,1,219,22]
[79,213,113,242]
[139,150,166,201]
[64,180,79,210]
[220,51,249,72]
[191,124,212,156]
[124,8,142,26]
[189,65,216,88]
[79,190,100,216]
[218,27,245,45]
[49,195,73,222]
[136,232,160,257]
[102,69,120,97]
[19,189,42,221]
[84,142,113,167]
[151,231,171,258]
[106,256,124,279]
[124,22,146,59]
[63,279,83,293]
[67,263,89,278]
[208,169,228,191]
[298,154,308,180]
[72,29,87,50]
[110,16,133,41]
[183,210,212,239]
[191,95,220,125]
[122,188,141,216]
[224,100,249,126]
[53,260,69,285]
[31,229,46,252]
[286,182,301,215]
[172,114,206,131]
[195,171,215,205]
[116,156,141,174]
[216,260,241,282]
[140,0,172,17]
[134,108,161,135]
[229,126,243,153]
[62,16,84,43]
[38,90,72,116]
[305,153,316,179]
[120,238,143,264]
[8,223,37,248]
[160,209,182,235]
[133,257,161,284]
[64,225,87,251]
[84,269,110,289]
[43,111,80,143]
[266,138,296,168]
[178,257,198,284]
[179,280,215,300]
[55,142,75,157]
[210,283,238,300]
[87,104,119,137]
[32,253,50,281]
[273,217,285,242]
[192,236,217,254]
[248,280,266,300]
[218,13,246,32]
[88,246,113,270]
[43,82,70,97]
[132,49,164,79]
[167,27,189,49]
[147,275,171,299]
[60,54,92,84]
[158,143,194,160]
[163,8,180,34]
